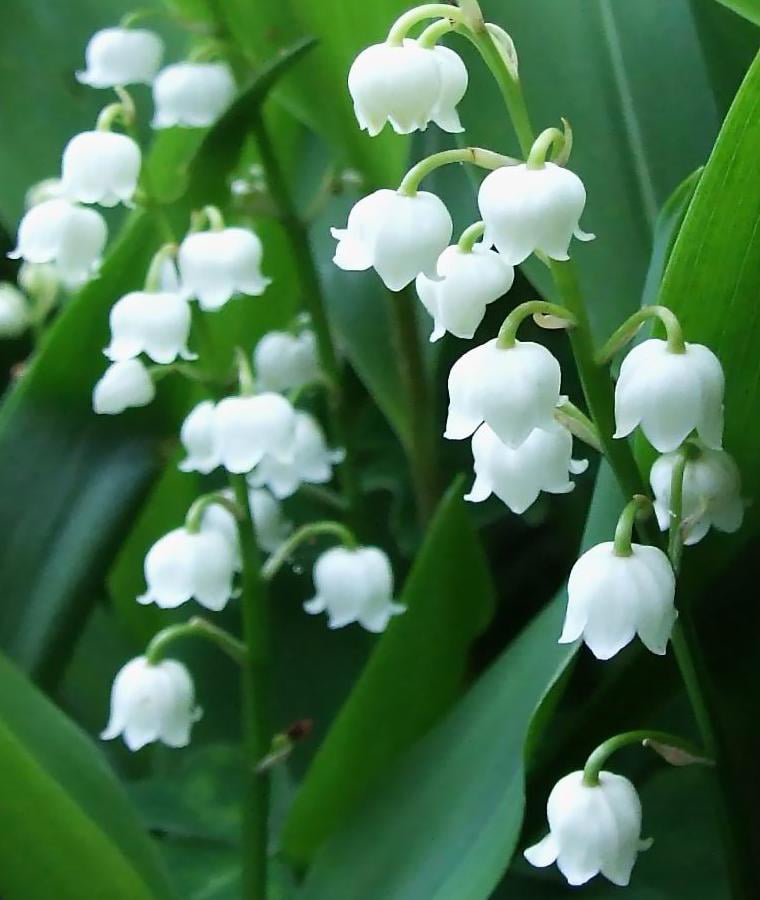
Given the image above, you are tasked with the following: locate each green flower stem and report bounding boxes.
[387,4,465,45]
[144,243,178,292]
[612,494,651,557]
[496,299,576,348]
[418,18,456,48]
[582,729,705,787]
[145,616,247,666]
[398,147,516,196]
[596,304,686,363]
[202,204,226,232]
[184,491,241,534]
[96,102,128,133]
[457,220,486,252]
[249,112,361,528]
[235,346,257,396]
[526,127,565,170]
[262,520,358,582]
[554,399,603,453]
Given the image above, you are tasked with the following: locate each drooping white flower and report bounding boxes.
[614,339,724,453]
[179,400,219,474]
[0,284,30,337]
[332,189,452,292]
[213,393,296,475]
[253,330,321,392]
[559,541,677,660]
[305,546,405,633]
[104,290,195,364]
[465,421,587,514]
[248,411,342,499]
[650,445,743,545]
[101,656,201,751]
[445,339,562,448]
[200,497,241,570]
[415,243,513,341]
[10,198,107,288]
[178,227,270,310]
[249,488,293,554]
[138,525,237,611]
[152,62,236,129]
[525,770,651,887]
[478,162,593,264]
[426,43,468,133]
[77,27,164,88]
[61,131,141,207]
[93,359,155,415]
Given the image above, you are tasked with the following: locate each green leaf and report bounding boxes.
[294,466,624,900]
[281,479,495,864]
[0,651,174,899]
[713,0,760,26]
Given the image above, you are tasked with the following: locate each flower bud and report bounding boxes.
[17,262,59,301]
[305,546,405,632]
[0,284,30,338]
[332,189,452,292]
[650,444,743,545]
[478,162,593,264]
[152,62,235,129]
[445,339,562,448]
[249,488,293,554]
[92,359,155,415]
[10,198,107,288]
[77,27,163,88]
[415,244,513,341]
[213,394,296,474]
[199,496,241,571]
[465,421,587,514]
[614,339,724,452]
[104,289,195,365]
[178,227,270,310]
[101,656,201,751]
[61,131,141,208]
[253,330,320,392]
[560,541,677,660]
[179,400,219,474]
[525,770,651,886]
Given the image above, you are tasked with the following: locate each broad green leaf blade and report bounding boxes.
[281,479,495,863]
[714,0,760,25]
[295,466,623,900]
[0,651,174,899]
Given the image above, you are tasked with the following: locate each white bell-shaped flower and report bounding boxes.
[248,411,342,499]
[93,359,155,415]
[305,546,405,633]
[138,524,237,611]
[478,162,593,264]
[253,330,321,392]
[101,656,201,751]
[200,498,241,570]
[0,284,30,337]
[213,393,296,474]
[179,400,219,474]
[525,770,651,887]
[650,445,743,545]
[10,198,107,288]
[178,227,271,310]
[77,27,163,88]
[332,189,452,292]
[560,541,677,660]
[61,131,141,208]
[465,421,587,514]
[426,43,468,133]
[104,290,195,364]
[614,339,724,453]
[152,62,236,129]
[250,488,293,554]
[415,243,513,341]
[446,339,562,448]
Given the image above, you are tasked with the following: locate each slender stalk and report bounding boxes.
[387,4,465,45]
[582,729,707,786]
[262,519,358,581]
[554,399,603,453]
[145,616,247,666]
[612,494,651,556]
[496,299,576,348]
[667,448,689,568]
[457,220,485,252]
[596,304,685,363]
[398,147,515,195]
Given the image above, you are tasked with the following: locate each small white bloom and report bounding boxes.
[465,421,587,514]
[614,339,725,453]
[200,497,241,570]
[138,525,237,611]
[445,339,562,448]
[104,290,195,364]
[426,42,468,133]
[560,541,677,660]
[10,198,107,288]
[101,656,201,751]
[152,62,236,129]
[61,131,141,208]
[250,488,293,554]
[415,243,513,341]
[0,284,30,337]
[213,393,296,474]
[77,27,164,88]
[650,445,743,545]
[179,400,219,474]
[478,162,593,264]
[248,411,342,499]
[305,546,405,633]
[332,189,452,292]
[525,770,651,887]
[25,178,64,208]
[93,359,155,415]
[253,330,320,392]
[178,227,270,310]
